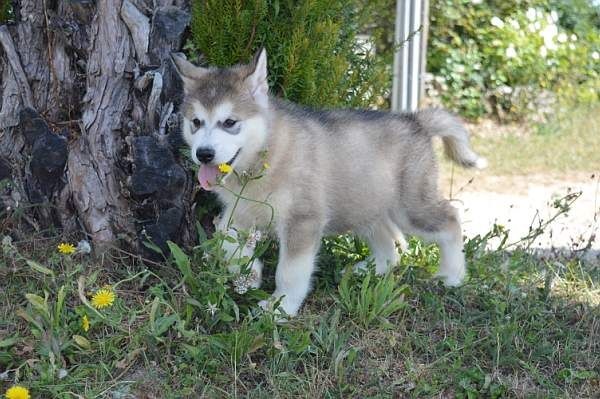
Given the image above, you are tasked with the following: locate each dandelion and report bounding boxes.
[82,314,90,332]
[5,385,30,399]
[57,242,76,255]
[490,16,504,28]
[218,163,233,174]
[91,287,116,309]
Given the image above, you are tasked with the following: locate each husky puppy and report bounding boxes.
[171,48,486,316]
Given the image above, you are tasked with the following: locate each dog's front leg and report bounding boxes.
[260,217,323,317]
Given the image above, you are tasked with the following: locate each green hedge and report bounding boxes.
[189,0,389,108]
[428,0,600,120]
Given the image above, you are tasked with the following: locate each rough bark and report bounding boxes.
[0,0,194,256]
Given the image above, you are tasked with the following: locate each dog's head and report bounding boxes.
[171,48,270,189]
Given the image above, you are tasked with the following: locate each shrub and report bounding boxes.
[189,0,389,108]
[428,0,600,120]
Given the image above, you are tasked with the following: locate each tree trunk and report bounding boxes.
[0,0,196,257]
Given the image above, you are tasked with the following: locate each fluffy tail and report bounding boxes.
[415,108,487,169]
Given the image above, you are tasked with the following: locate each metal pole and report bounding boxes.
[391,0,424,113]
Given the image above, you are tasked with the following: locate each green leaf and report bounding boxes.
[72,335,91,350]
[167,241,196,290]
[25,259,55,277]
[0,336,19,348]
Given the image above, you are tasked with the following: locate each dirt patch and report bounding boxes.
[447,173,599,257]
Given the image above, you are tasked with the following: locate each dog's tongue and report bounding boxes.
[198,164,219,191]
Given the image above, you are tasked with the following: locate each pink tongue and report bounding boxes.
[198,164,219,191]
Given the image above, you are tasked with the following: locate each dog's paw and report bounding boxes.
[353,260,370,274]
[258,294,300,319]
[433,271,465,287]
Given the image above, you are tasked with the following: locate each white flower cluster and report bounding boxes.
[232,270,258,294]
[490,8,583,60]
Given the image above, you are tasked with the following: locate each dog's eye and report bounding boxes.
[222,119,237,128]
[192,118,204,130]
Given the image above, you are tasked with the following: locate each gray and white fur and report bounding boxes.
[171,48,486,317]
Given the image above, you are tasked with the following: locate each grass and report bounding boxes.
[440,105,600,189]
[1,106,598,398]
[1,220,598,398]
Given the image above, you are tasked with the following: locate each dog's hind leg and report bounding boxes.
[356,218,403,275]
[395,201,465,286]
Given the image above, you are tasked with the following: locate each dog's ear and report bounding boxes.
[170,52,207,92]
[244,47,269,108]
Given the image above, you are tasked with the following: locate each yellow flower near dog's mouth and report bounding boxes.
[91,288,116,309]
[57,242,76,255]
[218,163,233,174]
[5,385,30,399]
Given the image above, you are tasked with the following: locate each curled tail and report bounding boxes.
[415,108,487,169]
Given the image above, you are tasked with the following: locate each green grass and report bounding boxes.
[1,222,598,398]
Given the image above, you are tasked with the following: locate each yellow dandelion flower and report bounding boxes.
[91,288,116,309]
[5,385,30,399]
[57,242,76,255]
[263,162,270,169]
[218,163,233,174]
[82,314,90,332]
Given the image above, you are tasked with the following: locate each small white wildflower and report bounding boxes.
[499,85,513,95]
[471,0,482,4]
[550,10,558,22]
[509,19,520,30]
[569,43,576,50]
[454,64,465,73]
[490,16,505,28]
[246,229,263,249]
[557,33,567,43]
[76,239,91,254]
[570,34,577,41]
[232,271,257,294]
[540,45,548,58]
[592,51,599,60]
[207,302,218,317]
[526,8,536,22]
[505,45,517,59]
[534,21,542,31]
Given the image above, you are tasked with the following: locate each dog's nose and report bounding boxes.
[196,147,215,164]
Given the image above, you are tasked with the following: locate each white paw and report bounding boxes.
[258,293,300,318]
[434,271,465,287]
[353,260,370,274]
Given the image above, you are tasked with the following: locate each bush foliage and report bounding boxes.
[428,0,600,120]
[189,0,389,108]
